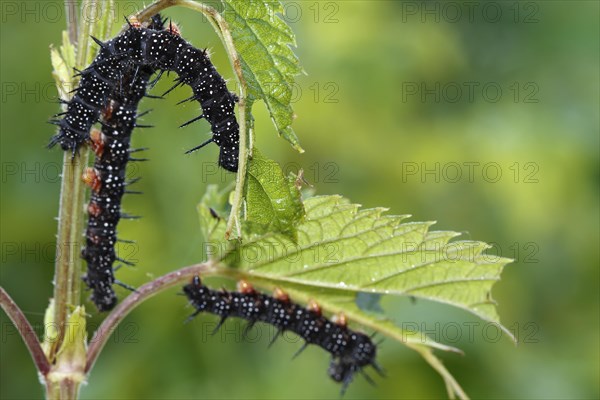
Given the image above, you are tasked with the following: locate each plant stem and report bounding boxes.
[64,0,78,43]
[45,378,80,400]
[51,0,99,361]
[0,287,51,375]
[95,0,115,43]
[51,117,89,360]
[85,261,217,373]
[76,0,95,67]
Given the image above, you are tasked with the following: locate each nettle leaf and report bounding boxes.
[238,196,510,328]
[245,148,305,240]
[222,0,303,151]
[198,193,512,398]
[200,194,511,328]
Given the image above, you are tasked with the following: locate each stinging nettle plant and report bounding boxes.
[0,1,514,399]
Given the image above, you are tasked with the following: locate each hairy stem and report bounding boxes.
[64,0,78,43]
[135,0,249,239]
[45,378,80,400]
[96,0,115,43]
[0,287,51,375]
[85,261,217,373]
[50,150,87,358]
[51,0,83,360]
[76,0,93,67]
[51,0,106,362]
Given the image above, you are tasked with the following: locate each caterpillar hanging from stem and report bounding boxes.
[50,12,383,396]
[183,276,383,393]
[50,16,239,171]
[50,14,239,311]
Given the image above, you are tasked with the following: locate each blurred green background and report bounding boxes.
[1,1,598,399]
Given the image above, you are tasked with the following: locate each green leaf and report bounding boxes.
[245,148,305,241]
[200,194,511,331]
[42,299,58,357]
[198,190,511,398]
[46,307,87,393]
[222,0,304,151]
[228,195,511,330]
[55,306,87,363]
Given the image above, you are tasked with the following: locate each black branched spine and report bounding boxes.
[183,276,381,391]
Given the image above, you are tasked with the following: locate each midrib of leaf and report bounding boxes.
[238,271,501,326]
[284,253,494,281]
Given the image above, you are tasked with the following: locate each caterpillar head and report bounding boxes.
[327,331,378,390]
[347,332,377,367]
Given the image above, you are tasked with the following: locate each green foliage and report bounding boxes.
[222,0,304,151]
[198,179,511,397]
[39,2,518,399]
[206,3,514,396]
[201,189,511,331]
[245,148,305,240]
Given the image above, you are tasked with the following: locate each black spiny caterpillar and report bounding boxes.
[183,276,382,391]
[79,15,165,311]
[51,14,240,311]
[49,16,239,171]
